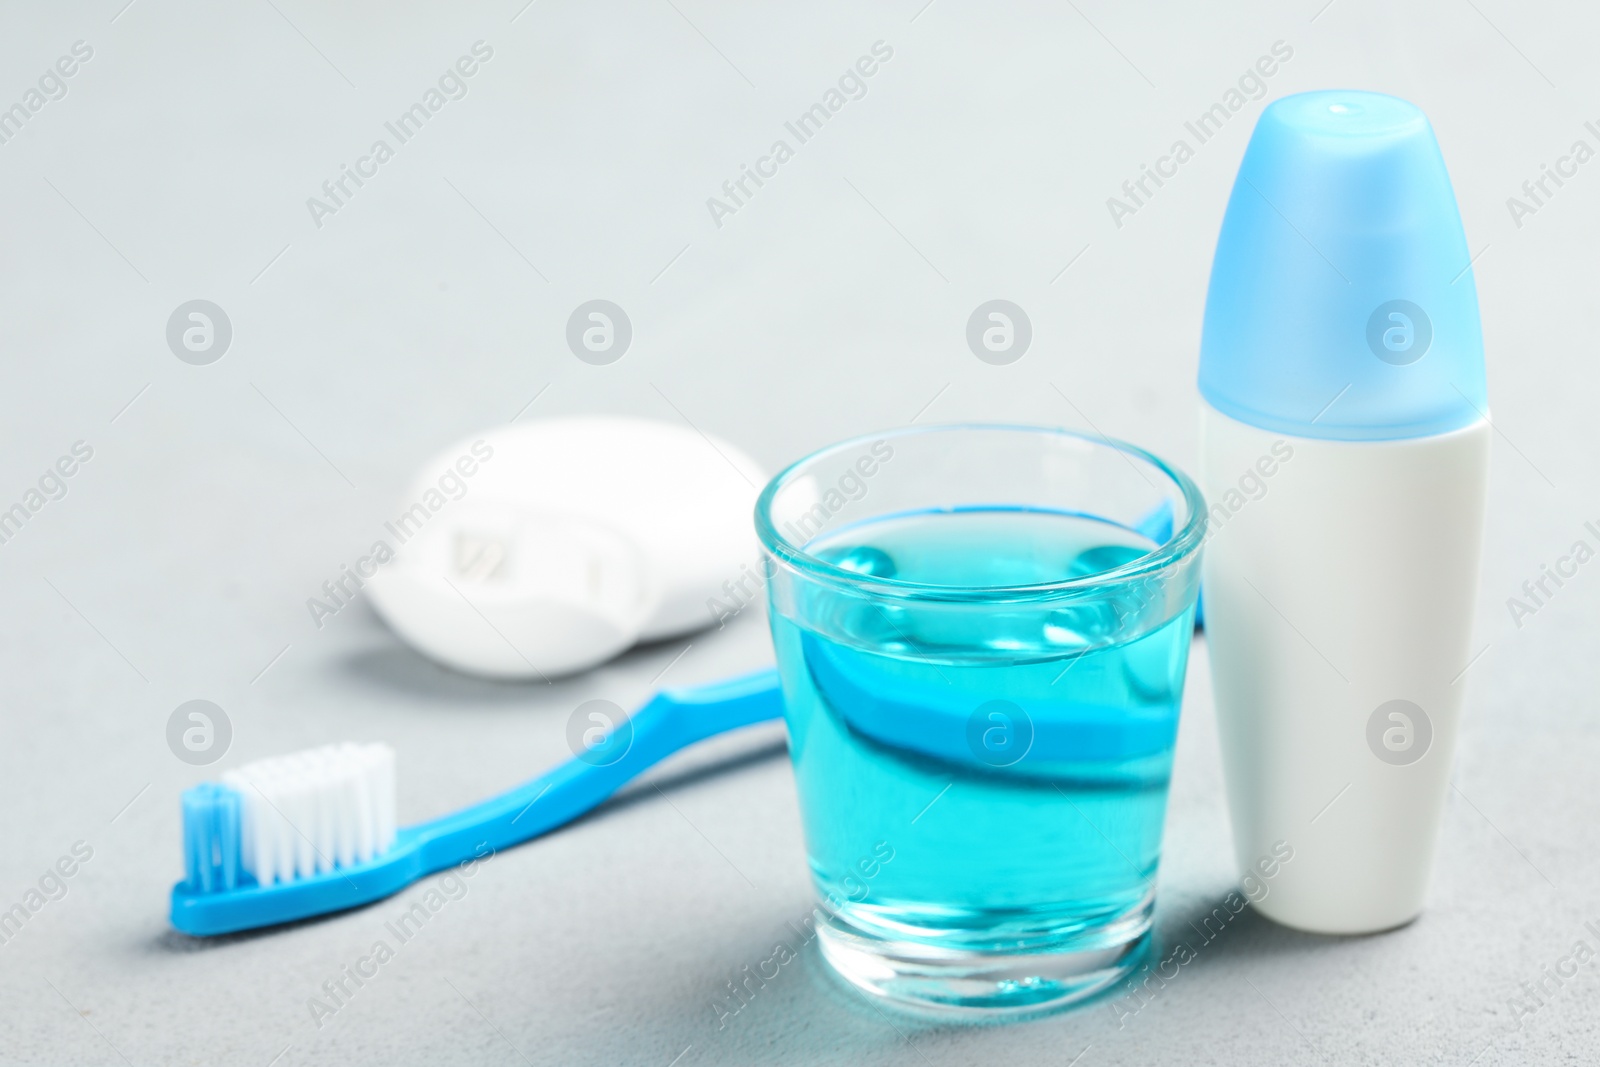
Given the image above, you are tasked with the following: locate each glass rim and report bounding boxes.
[753,423,1208,603]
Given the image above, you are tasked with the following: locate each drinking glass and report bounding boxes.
[756,424,1206,1016]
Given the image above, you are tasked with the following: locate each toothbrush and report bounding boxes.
[171,667,781,936]
[1198,91,1489,933]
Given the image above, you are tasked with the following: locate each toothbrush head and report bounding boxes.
[181,743,397,895]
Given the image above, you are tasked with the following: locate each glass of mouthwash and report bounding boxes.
[755,425,1206,1017]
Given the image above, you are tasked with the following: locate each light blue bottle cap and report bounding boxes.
[1199,91,1488,441]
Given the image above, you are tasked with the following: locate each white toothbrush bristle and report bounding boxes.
[222,742,397,887]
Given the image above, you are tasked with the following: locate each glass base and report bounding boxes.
[815,896,1153,1019]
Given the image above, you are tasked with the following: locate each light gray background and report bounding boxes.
[1,0,1596,1063]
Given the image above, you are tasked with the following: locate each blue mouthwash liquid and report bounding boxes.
[771,508,1195,952]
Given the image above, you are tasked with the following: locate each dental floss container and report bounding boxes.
[1197,91,1490,933]
[366,416,765,679]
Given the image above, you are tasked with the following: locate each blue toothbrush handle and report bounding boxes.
[169,667,783,936]
[407,667,783,868]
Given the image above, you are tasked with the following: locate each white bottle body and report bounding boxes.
[1199,404,1490,934]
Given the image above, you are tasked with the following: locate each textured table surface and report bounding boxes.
[1,1,1597,1063]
